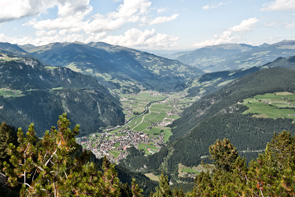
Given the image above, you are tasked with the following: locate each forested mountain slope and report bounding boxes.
[265,55,295,69]
[172,68,295,139]
[121,63,295,182]
[184,55,295,99]
[185,66,261,98]
[0,54,124,136]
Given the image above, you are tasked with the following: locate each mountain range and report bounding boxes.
[0,41,205,135]
[20,42,203,93]
[170,40,295,72]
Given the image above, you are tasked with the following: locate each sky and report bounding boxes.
[0,0,295,50]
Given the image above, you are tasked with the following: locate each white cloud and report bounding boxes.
[229,18,259,32]
[0,33,31,45]
[0,0,46,23]
[202,2,226,10]
[0,33,8,41]
[26,0,152,34]
[116,0,151,18]
[0,27,179,50]
[24,0,92,32]
[0,0,91,23]
[84,13,132,33]
[102,28,178,49]
[0,31,107,46]
[30,17,84,31]
[261,0,295,11]
[24,0,178,37]
[57,0,92,18]
[149,14,179,25]
[264,21,277,27]
[157,8,167,13]
[84,32,107,43]
[35,30,57,37]
[194,17,259,48]
[0,0,180,49]
[284,22,295,28]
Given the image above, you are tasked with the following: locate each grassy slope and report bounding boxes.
[242,92,295,119]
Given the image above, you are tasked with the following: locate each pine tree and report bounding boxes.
[68,161,103,196]
[0,122,15,170]
[246,131,295,196]
[100,156,121,196]
[190,171,214,196]
[172,187,185,197]
[131,178,143,197]
[191,131,295,196]
[209,138,238,172]
[120,182,132,197]
[3,124,38,195]
[3,114,125,196]
[153,172,172,197]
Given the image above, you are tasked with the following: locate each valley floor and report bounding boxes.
[77,90,197,163]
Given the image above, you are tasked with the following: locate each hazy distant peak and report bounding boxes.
[202,43,254,50]
[0,42,27,54]
[273,40,295,50]
[274,40,295,45]
[172,40,295,73]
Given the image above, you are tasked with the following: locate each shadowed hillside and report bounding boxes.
[0,53,124,136]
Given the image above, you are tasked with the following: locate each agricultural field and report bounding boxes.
[0,88,24,98]
[178,163,215,178]
[144,173,159,182]
[45,66,58,70]
[0,53,21,61]
[120,91,166,121]
[78,90,198,163]
[242,92,295,119]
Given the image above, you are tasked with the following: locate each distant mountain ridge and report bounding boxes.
[172,40,295,72]
[184,54,295,98]
[18,42,203,93]
[0,42,28,57]
[0,53,124,136]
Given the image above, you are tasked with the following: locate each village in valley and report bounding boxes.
[78,129,165,163]
[77,91,197,163]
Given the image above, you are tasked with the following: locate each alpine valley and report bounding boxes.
[1,40,295,196]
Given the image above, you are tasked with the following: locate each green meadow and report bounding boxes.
[0,88,24,98]
[242,92,295,119]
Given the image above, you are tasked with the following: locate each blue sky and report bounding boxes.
[0,0,294,50]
